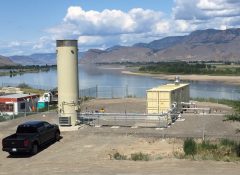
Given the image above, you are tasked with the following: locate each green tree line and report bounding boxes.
[139,62,240,75]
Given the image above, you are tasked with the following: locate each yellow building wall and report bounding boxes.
[147,84,190,114]
[147,91,171,114]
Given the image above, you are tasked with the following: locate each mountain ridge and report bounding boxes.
[0,55,18,67]
[3,28,240,65]
[80,28,240,63]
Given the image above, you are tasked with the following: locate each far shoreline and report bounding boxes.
[122,70,240,86]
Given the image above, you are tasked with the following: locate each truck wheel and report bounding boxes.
[55,131,60,142]
[31,143,38,155]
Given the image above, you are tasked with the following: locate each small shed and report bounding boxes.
[146,83,190,114]
[0,94,39,115]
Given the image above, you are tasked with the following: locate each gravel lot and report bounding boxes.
[0,98,239,175]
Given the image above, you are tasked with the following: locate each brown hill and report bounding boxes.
[155,29,240,62]
[0,55,18,67]
[80,47,152,64]
[80,28,240,63]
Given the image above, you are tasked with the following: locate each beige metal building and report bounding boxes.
[146,83,189,114]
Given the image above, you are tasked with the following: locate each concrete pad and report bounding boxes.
[111,126,120,129]
[83,145,94,148]
[95,125,102,128]
[59,126,79,132]
[131,126,138,129]
[176,118,185,122]
[155,128,164,130]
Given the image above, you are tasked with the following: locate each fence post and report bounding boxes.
[25,102,27,117]
[98,115,100,126]
[125,85,128,98]
[48,101,49,114]
[111,87,114,99]
[202,116,205,141]
[96,85,98,98]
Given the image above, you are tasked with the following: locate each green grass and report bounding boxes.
[112,152,151,161]
[224,114,240,122]
[180,139,240,161]
[130,152,150,161]
[113,152,127,160]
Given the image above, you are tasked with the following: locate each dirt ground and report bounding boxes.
[81,98,233,114]
[0,98,240,175]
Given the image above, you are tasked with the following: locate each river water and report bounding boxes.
[0,65,239,100]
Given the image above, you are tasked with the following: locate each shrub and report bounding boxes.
[220,139,236,147]
[235,143,240,157]
[113,152,127,160]
[130,152,150,161]
[201,140,217,150]
[17,83,31,89]
[224,114,240,122]
[173,151,185,159]
[183,138,197,158]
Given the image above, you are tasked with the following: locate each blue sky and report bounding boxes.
[0,0,240,56]
[0,0,173,41]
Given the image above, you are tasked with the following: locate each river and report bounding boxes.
[0,65,239,100]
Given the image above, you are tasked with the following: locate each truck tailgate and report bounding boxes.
[3,134,27,148]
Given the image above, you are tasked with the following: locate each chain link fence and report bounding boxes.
[80,85,240,99]
[0,111,239,140]
[1,82,240,99]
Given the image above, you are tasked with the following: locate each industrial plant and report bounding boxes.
[0,40,229,129]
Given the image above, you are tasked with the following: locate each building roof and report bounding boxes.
[0,93,37,99]
[0,93,39,103]
[147,83,189,92]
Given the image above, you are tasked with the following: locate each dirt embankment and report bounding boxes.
[122,70,240,85]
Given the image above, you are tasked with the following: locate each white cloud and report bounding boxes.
[174,0,240,19]
[197,0,224,10]
[60,6,136,35]
[172,0,240,33]
[0,38,55,56]
[47,3,240,51]
[45,6,174,52]
[2,1,240,56]
[8,41,21,47]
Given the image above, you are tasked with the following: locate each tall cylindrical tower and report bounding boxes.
[56,40,79,126]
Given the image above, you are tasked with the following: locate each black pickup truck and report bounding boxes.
[2,121,60,155]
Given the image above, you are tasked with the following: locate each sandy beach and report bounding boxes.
[122,70,240,85]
